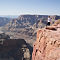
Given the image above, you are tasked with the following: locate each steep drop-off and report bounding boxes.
[0,33,32,60]
[32,21,60,60]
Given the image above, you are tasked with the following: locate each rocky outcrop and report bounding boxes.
[32,22,60,60]
[0,33,31,60]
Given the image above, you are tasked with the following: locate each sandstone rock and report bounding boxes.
[24,48,30,59]
[46,26,57,30]
[32,23,60,60]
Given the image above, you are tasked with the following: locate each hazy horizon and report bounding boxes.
[0,0,60,15]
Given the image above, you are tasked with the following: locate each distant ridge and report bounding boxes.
[0,15,18,18]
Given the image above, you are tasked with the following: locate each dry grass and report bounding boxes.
[54,19,60,24]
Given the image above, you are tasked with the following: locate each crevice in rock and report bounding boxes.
[54,41,56,44]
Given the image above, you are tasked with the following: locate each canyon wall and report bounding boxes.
[32,21,60,60]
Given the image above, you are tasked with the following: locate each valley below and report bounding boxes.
[0,15,60,60]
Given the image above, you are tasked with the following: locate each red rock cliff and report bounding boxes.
[32,22,60,60]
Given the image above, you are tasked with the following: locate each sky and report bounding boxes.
[0,0,60,15]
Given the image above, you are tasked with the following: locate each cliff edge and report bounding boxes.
[32,20,60,60]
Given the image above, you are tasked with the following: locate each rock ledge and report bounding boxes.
[32,23,60,60]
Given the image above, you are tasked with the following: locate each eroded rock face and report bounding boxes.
[0,39,31,60]
[32,23,60,60]
[0,33,31,60]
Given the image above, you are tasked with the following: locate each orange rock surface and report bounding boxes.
[32,23,60,60]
